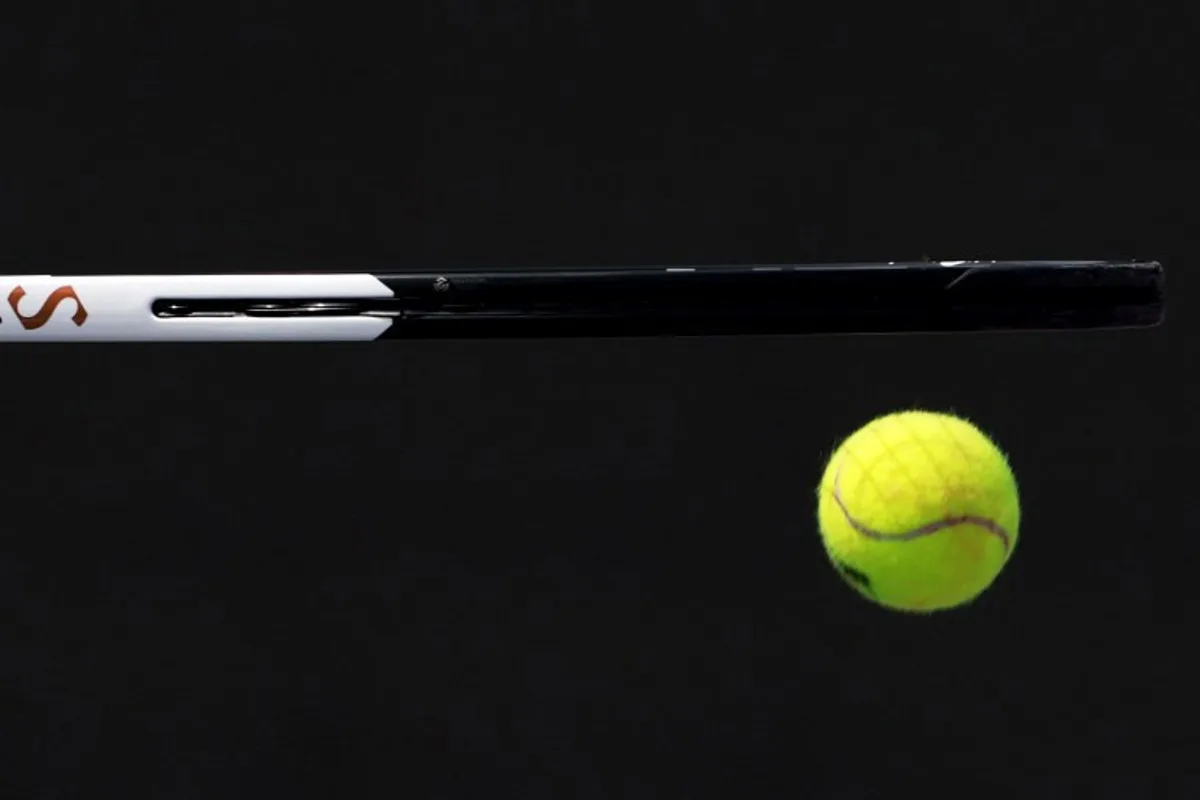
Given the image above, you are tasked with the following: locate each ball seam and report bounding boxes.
[832,465,1013,552]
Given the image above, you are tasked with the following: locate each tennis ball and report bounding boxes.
[816,410,1019,613]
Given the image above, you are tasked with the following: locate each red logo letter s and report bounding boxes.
[6,286,89,330]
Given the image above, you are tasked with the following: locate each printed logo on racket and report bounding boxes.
[0,285,88,330]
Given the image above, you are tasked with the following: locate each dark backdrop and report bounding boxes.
[0,6,1190,798]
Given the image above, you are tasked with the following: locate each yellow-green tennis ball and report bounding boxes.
[816,410,1020,613]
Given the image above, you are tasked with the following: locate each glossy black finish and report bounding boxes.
[153,261,1165,337]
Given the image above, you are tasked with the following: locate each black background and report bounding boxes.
[0,5,1191,798]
